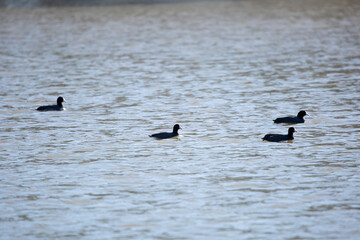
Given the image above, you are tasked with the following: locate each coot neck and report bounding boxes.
[288,130,294,138]
[297,112,305,119]
[57,100,63,108]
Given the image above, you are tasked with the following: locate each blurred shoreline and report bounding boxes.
[0,0,229,7]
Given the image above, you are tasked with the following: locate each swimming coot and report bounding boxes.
[262,127,296,142]
[149,124,181,139]
[36,96,66,111]
[273,110,307,124]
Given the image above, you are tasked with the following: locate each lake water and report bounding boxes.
[1,0,360,239]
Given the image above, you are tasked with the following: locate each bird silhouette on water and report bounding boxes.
[36,96,66,111]
[149,124,181,139]
[273,110,307,124]
[262,127,296,142]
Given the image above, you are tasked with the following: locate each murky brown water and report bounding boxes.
[1,0,360,239]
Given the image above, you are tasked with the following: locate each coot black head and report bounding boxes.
[297,110,307,118]
[288,127,296,136]
[173,124,181,134]
[57,96,65,107]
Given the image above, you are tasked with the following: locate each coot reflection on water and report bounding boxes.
[36,96,66,111]
[262,127,296,142]
[273,110,307,124]
[149,124,181,139]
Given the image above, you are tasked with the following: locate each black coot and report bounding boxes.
[149,124,181,139]
[36,96,65,111]
[273,110,307,124]
[262,127,296,142]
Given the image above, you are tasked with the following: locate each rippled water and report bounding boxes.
[1,0,360,239]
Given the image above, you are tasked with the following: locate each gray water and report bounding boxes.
[1,0,360,239]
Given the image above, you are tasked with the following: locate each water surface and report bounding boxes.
[1,0,360,239]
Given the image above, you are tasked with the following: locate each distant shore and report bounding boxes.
[0,0,226,7]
